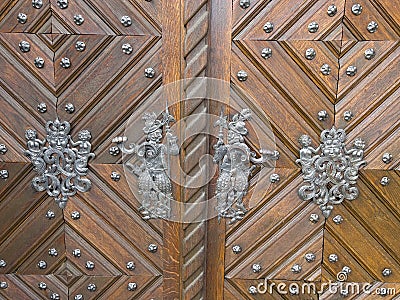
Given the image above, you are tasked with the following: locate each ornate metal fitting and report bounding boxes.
[327,4,337,17]
[364,48,375,60]
[60,57,71,68]
[297,127,366,218]
[309,213,319,223]
[121,15,132,27]
[57,0,68,9]
[0,170,9,179]
[305,48,316,60]
[87,283,96,292]
[380,176,390,186]
[305,253,316,262]
[109,146,120,156]
[240,0,250,9]
[263,22,274,33]
[317,110,328,121]
[340,290,349,297]
[37,260,47,269]
[289,285,299,295]
[382,268,392,277]
[74,14,84,25]
[320,64,331,75]
[252,263,262,273]
[17,13,27,24]
[343,111,353,121]
[112,108,179,220]
[74,295,83,300]
[379,288,389,296]
[85,261,95,270]
[232,245,242,254]
[46,210,55,219]
[127,282,137,291]
[270,173,280,183]
[122,43,133,55]
[261,47,272,59]
[38,282,47,290]
[24,119,95,209]
[19,41,30,52]
[346,65,357,76]
[351,4,363,15]
[75,41,86,52]
[367,21,378,33]
[144,67,155,78]
[291,264,302,273]
[126,261,135,270]
[328,253,338,262]
[34,57,44,68]
[71,211,81,219]
[333,215,344,224]
[248,286,258,295]
[32,0,43,9]
[65,103,75,113]
[110,172,120,181]
[0,144,7,154]
[237,70,248,81]
[148,244,158,253]
[50,293,60,300]
[382,153,393,164]
[37,103,47,113]
[342,266,351,274]
[0,260,6,267]
[213,109,279,224]
[308,21,319,33]
[72,249,81,257]
[48,248,58,256]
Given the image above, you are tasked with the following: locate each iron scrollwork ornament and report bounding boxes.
[112,106,179,220]
[296,127,366,217]
[213,109,280,224]
[24,119,95,209]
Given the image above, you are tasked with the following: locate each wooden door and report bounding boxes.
[0,1,399,300]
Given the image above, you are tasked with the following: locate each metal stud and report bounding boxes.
[320,64,331,75]
[382,153,393,164]
[340,290,349,297]
[19,41,30,53]
[50,293,60,300]
[111,172,121,182]
[32,0,43,9]
[144,67,155,78]
[0,170,9,179]
[380,176,390,186]
[261,47,272,59]
[309,213,319,223]
[252,263,261,273]
[237,70,248,81]
[126,261,135,270]
[305,48,316,60]
[46,210,55,219]
[74,295,83,300]
[343,111,353,121]
[332,215,343,224]
[0,260,6,267]
[382,268,392,277]
[248,285,258,295]
[305,253,316,262]
[37,260,47,269]
[308,21,319,33]
[122,43,133,55]
[127,282,137,291]
[346,65,357,76]
[0,144,7,155]
[65,103,75,113]
[328,254,338,262]
[38,282,47,289]
[72,249,81,257]
[317,110,328,121]
[57,0,68,9]
[148,244,158,253]
[364,48,375,60]
[291,264,302,273]
[109,146,120,156]
[327,4,337,17]
[270,173,280,183]
[239,0,250,9]
[121,16,132,27]
[75,41,86,52]
[367,21,378,33]
[87,283,96,292]
[48,248,58,257]
[351,4,362,15]
[34,57,44,68]
[37,103,47,113]
[85,261,95,270]
[232,245,242,254]
[74,14,84,25]
[263,22,274,33]
[60,57,71,68]
[71,211,80,220]
[17,13,27,24]
[342,266,351,274]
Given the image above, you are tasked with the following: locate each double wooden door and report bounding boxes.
[0,0,399,299]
